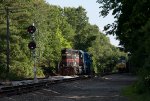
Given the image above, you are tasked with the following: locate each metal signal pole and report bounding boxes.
[27,23,38,83]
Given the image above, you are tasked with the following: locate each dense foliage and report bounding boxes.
[0,0,125,80]
[97,0,150,92]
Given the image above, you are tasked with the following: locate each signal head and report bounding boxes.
[27,25,36,34]
[28,41,36,50]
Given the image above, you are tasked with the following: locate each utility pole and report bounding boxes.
[0,7,24,76]
[5,7,10,74]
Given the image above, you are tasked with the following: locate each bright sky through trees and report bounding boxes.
[46,0,119,46]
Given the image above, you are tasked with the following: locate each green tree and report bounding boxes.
[74,24,98,51]
[64,6,88,33]
[97,0,150,69]
[97,0,150,91]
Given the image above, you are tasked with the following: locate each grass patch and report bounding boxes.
[122,85,150,101]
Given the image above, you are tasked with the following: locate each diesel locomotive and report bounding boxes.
[58,48,92,76]
[116,56,127,72]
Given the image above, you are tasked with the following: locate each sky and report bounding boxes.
[45,0,120,46]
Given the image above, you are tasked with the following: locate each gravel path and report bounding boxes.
[0,73,137,101]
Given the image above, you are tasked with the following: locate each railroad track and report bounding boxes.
[0,75,91,97]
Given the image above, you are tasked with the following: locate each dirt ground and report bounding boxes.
[0,73,137,101]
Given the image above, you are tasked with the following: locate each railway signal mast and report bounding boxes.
[27,24,38,83]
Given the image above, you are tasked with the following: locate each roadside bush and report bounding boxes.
[134,56,150,94]
[123,84,150,101]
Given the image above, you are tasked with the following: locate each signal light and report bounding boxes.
[28,41,36,50]
[27,25,36,34]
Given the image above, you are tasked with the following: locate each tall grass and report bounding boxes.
[122,84,150,101]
